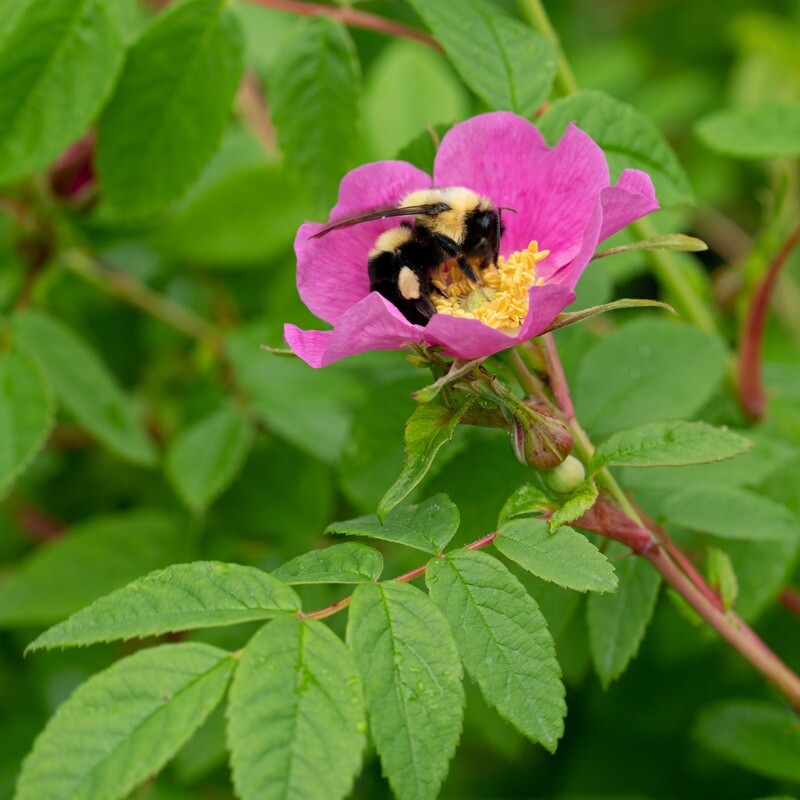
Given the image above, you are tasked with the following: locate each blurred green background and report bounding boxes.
[1,0,799,798]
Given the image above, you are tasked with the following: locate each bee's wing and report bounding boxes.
[309,203,450,239]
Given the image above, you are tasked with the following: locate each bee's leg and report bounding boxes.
[475,237,498,271]
[456,255,479,283]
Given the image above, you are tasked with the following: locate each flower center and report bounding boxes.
[429,241,550,331]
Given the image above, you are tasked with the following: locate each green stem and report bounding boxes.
[62,249,221,350]
[519,0,720,335]
[505,348,551,401]
[515,0,578,95]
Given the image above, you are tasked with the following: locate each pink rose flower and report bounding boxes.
[284,111,658,368]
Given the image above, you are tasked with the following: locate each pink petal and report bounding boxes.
[424,283,575,360]
[434,115,609,270]
[284,292,422,368]
[296,161,432,325]
[546,202,604,290]
[598,169,659,243]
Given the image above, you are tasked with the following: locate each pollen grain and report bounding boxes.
[430,241,549,332]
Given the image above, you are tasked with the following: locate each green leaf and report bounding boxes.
[272,543,383,585]
[496,518,617,594]
[497,483,553,525]
[166,406,254,514]
[573,319,728,439]
[157,163,307,268]
[593,233,708,259]
[228,618,365,800]
[327,493,459,554]
[694,700,800,782]
[270,17,360,215]
[591,421,752,471]
[617,429,798,511]
[378,396,473,520]
[695,102,800,159]
[363,40,467,160]
[549,481,599,532]
[17,643,233,800]
[0,511,185,627]
[408,0,557,117]
[12,309,156,466]
[228,324,364,465]
[427,550,566,751]
[27,562,300,651]
[537,89,694,207]
[0,349,54,496]
[706,547,738,611]
[348,581,464,800]
[338,376,421,512]
[0,0,132,186]
[396,123,452,174]
[586,543,661,687]
[97,0,245,217]
[724,538,799,623]
[663,485,799,542]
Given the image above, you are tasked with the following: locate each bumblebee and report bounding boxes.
[310,187,511,325]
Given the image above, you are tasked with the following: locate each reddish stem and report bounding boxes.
[10,501,67,542]
[636,507,724,611]
[540,333,575,420]
[573,493,654,553]
[243,0,442,51]
[738,217,800,419]
[646,546,800,715]
[780,588,800,620]
[300,533,497,621]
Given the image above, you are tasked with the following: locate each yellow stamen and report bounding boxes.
[430,241,549,332]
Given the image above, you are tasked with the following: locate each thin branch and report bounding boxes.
[738,217,800,419]
[646,546,800,715]
[244,0,442,52]
[540,333,574,420]
[236,70,278,157]
[62,249,220,350]
[300,534,497,621]
[780,588,800,620]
